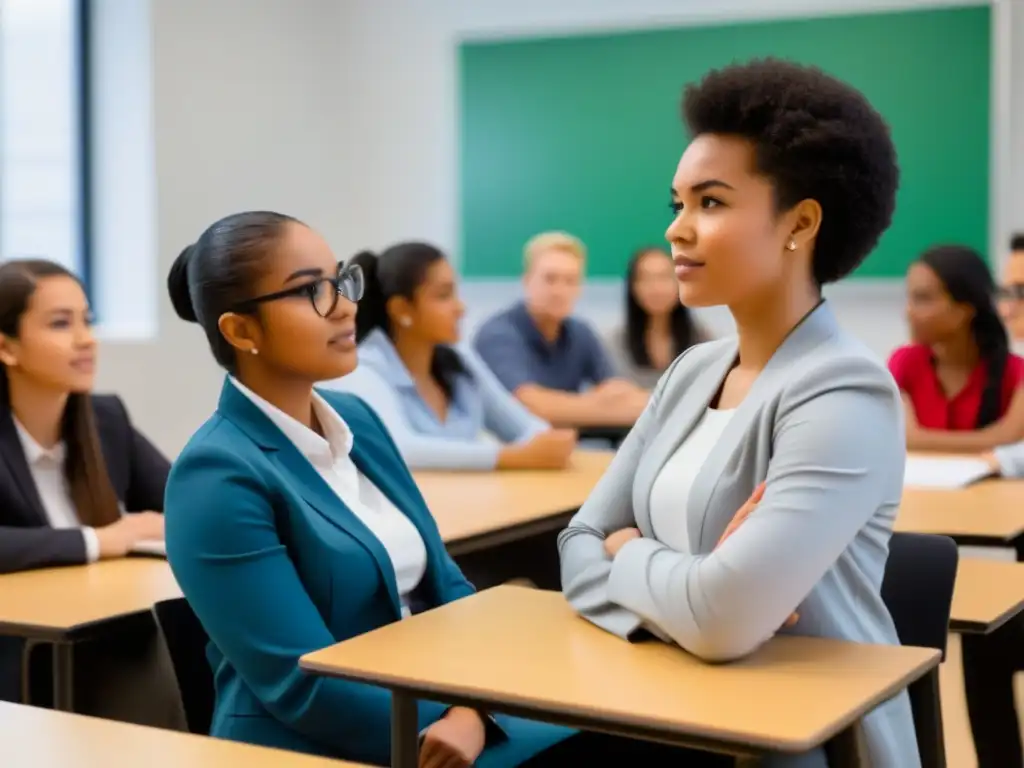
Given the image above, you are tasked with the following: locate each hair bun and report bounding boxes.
[167,245,199,323]
[349,249,378,274]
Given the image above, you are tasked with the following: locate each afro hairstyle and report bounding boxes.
[682,58,899,285]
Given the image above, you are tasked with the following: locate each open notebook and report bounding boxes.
[903,455,995,490]
[129,539,166,558]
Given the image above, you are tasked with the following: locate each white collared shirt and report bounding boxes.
[230,378,427,617]
[13,418,100,562]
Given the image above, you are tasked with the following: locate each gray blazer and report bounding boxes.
[559,303,919,768]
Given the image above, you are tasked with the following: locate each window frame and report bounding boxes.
[0,0,94,296]
[75,0,94,299]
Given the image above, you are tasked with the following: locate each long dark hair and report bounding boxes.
[350,243,468,400]
[625,247,700,368]
[919,245,1009,428]
[0,260,120,527]
[167,211,300,370]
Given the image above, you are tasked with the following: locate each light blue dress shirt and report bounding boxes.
[321,329,549,470]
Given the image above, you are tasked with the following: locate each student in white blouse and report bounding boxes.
[0,258,180,726]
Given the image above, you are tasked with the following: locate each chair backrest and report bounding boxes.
[153,597,213,735]
[878,532,956,768]
[881,532,958,659]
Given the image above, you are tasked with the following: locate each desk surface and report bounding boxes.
[302,586,939,754]
[896,482,1024,541]
[415,450,613,545]
[0,702,363,768]
[0,559,181,639]
[950,558,1024,634]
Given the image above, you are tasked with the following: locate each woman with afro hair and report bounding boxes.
[560,58,919,767]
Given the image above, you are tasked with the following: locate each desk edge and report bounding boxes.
[300,646,941,753]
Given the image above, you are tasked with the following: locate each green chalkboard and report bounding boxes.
[459,5,990,279]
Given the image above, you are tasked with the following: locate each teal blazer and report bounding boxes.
[165,380,571,766]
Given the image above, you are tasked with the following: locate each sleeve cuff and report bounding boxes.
[607,537,665,620]
[82,527,100,563]
[992,445,1016,476]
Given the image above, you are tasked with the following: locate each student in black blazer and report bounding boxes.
[0,259,181,728]
[0,393,169,573]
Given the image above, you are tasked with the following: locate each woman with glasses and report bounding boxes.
[956,234,1024,768]
[320,243,576,472]
[889,244,1024,452]
[167,211,693,766]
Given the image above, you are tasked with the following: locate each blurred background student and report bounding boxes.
[323,243,576,471]
[889,245,1024,452]
[602,246,711,389]
[0,259,180,727]
[473,232,649,428]
[960,235,1024,767]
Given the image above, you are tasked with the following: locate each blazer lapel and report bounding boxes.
[341,404,449,602]
[0,409,46,525]
[633,340,738,536]
[216,381,404,616]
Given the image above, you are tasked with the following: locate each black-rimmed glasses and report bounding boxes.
[233,263,364,317]
[996,284,1024,302]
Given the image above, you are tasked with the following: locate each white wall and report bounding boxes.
[94,0,347,454]
[94,0,1024,456]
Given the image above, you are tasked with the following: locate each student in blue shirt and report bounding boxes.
[322,243,576,471]
[164,211,705,766]
[473,232,649,428]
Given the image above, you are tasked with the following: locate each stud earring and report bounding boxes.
[786,240,797,252]
[250,348,259,355]
[399,317,412,328]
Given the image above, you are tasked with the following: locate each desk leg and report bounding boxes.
[52,642,74,712]
[824,722,864,768]
[391,691,418,768]
[909,666,946,768]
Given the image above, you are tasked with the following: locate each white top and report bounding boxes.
[13,417,99,562]
[648,407,735,554]
[231,378,428,617]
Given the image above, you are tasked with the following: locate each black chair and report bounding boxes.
[880,532,958,768]
[153,598,213,735]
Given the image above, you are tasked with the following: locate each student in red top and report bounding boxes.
[889,244,1024,452]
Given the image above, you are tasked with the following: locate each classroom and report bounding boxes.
[1,0,1023,765]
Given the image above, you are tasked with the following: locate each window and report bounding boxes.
[0,0,90,283]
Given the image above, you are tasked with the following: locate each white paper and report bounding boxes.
[903,456,994,489]
[130,539,166,557]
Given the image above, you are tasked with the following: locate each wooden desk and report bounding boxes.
[414,450,613,556]
[0,559,181,711]
[896,482,1024,546]
[301,586,939,767]
[0,701,365,767]
[950,558,1024,634]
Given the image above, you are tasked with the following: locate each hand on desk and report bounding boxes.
[419,706,486,768]
[589,381,649,421]
[717,483,799,629]
[96,512,165,559]
[981,451,1002,474]
[498,428,577,470]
